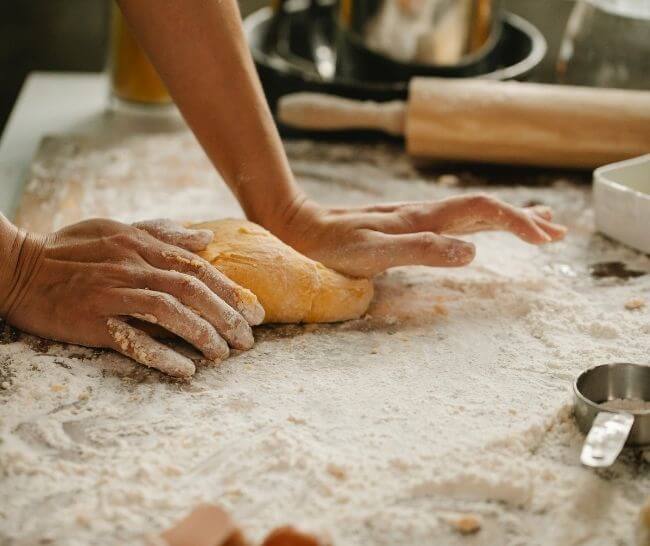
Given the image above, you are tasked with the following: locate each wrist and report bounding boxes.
[240,173,307,235]
[258,195,325,255]
[0,217,23,318]
[0,219,45,320]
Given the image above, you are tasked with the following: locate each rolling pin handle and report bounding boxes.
[277,92,406,136]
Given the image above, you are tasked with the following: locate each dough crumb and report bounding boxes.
[1,381,10,390]
[288,415,307,425]
[262,526,327,546]
[625,298,646,310]
[599,398,650,412]
[50,384,65,393]
[163,465,183,477]
[638,499,650,546]
[326,463,347,481]
[433,303,448,316]
[448,515,481,535]
[76,513,91,528]
[640,499,650,529]
[438,174,460,187]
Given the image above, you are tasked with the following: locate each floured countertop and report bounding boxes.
[1,132,649,546]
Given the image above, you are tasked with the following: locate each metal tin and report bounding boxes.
[339,0,501,67]
[243,4,546,115]
[574,363,650,467]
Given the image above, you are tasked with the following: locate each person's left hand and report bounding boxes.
[269,194,567,278]
[0,218,263,378]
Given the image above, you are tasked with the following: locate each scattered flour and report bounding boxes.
[600,398,650,413]
[1,137,649,546]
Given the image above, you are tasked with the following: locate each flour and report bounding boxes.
[1,136,650,546]
[600,398,650,413]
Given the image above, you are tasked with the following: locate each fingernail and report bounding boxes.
[205,335,230,362]
[237,293,265,326]
[195,229,214,243]
[448,241,476,264]
[183,229,214,252]
[460,242,476,262]
[231,321,255,350]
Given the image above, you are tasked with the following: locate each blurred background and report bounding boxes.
[0,0,577,133]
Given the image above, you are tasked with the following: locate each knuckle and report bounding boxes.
[225,309,246,331]
[109,229,140,249]
[192,321,212,344]
[415,232,438,249]
[90,218,125,233]
[174,273,204,295]
[148,292,178,314]
[395,210,418,231]
[469,193,494,208]
[131,220,153,233]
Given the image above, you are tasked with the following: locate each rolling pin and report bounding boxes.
[277,78,650,168]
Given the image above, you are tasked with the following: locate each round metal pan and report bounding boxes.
[244,3,547,111]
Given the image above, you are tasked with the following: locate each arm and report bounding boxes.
[118,0,566,277]
[116,0,302,230]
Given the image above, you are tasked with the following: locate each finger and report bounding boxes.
[140,244,265,326]
[526,205,553,221]
[530,215,567,241]
[141,270,254,350]
[364,230,476,272]
[379,197,553,245]
[497,209,553,244]
[331,202,403,214]
[133,219,214,252]
[110,289,230,362]
[106,318,196,378]
[463,197,553,244]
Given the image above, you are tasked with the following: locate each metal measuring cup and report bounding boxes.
[574,363,650,468]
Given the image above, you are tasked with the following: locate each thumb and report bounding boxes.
[364,231,476,273]
[133,219,214,252]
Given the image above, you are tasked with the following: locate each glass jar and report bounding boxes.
[109,3,173,108]
[557,0,650,89]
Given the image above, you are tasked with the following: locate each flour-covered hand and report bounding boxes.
[0,218,264,378]
[270,194,567,278]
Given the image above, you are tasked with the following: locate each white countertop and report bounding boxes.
[0,73,109,218]
[1,73,649,546]
[0,71,185,219]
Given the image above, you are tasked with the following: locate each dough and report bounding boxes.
[192,219,374,324]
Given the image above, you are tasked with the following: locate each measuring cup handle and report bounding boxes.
[580,411,635,468]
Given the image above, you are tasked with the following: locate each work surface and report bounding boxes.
[1,131,650,546]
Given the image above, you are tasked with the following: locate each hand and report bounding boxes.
[271,194,567,278]
[0,218,264,378]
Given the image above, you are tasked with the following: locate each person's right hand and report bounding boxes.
[0,218,264,378]
[268,194,567,278]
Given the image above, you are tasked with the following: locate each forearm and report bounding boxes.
[0,215,24,317]
[117,0,304,229]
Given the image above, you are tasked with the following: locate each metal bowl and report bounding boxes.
[336,0,504,81]
[244,2,547,112]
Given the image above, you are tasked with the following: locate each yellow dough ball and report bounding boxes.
[193,219,374,324]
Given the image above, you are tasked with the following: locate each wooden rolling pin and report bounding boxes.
[277,78,650,168]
